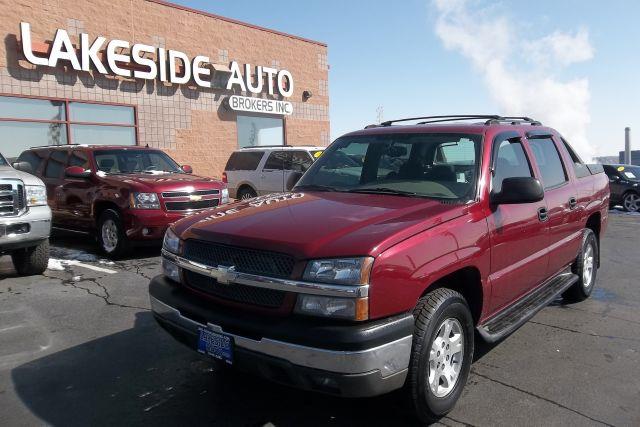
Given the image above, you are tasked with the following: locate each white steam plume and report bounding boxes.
[432,0,594,160]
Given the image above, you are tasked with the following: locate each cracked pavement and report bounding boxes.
[0,214,639,426]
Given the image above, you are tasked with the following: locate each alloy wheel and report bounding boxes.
[583,242,595,288]
[428,318,464,398]
[101,219,119,252]
[623,193,640,212]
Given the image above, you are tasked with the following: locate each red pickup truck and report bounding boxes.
[149,116,608,422]
[15,145,228,258]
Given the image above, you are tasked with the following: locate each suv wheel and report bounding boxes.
[622,192,640,212]
[407,288,474,424]
[11,240,49,276]
[238,187,257,200]
[97,209,130,258]
[563,228,598,302]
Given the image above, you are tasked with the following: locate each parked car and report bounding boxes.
[223,145,324,199]
[15,145,228,258]
[603,164,640,212]
[149,116,609,423]
[0,152,51,275]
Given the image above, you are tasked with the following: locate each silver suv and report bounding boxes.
[1,152,51,275]
[224,146,324,200]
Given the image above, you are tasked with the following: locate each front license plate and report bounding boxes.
[197,328,234,364]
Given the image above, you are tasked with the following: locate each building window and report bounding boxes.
[0,95,137,159]
[236,115,283,148]
[218,49,229,63]
[317,53,328,70]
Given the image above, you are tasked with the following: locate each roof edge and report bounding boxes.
[145,0,327,48]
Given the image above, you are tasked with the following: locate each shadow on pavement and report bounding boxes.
[12,312,421,427]
[50,231,161,261]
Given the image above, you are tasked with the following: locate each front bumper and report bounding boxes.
[149,275,413,397]
[0,205,51,252]
[123,209,194,241]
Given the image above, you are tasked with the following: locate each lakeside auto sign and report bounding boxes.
[19,22,295,115]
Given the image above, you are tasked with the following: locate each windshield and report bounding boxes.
[295,133,482,200]
[619,166,640,180]
[94,150,182,175]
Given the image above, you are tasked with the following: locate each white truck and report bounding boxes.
[0,152,51,275]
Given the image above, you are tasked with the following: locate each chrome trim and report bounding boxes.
[162,249,369,298]
[162,189,220,198]
[0,179,26,217]
[150,296,412,377]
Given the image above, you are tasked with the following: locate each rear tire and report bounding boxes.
[97,209,130,259]
[407,288,474,424]
[11,240,49,276]
[563,228,598,302]
[237,186,257,200]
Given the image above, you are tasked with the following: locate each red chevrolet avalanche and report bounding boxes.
[16,145,228,258]
[149,116,609,422]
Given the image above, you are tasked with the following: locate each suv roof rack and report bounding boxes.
[377,115,542,127]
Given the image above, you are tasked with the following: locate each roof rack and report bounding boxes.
[377,115,541,127]
[29,144,84,149]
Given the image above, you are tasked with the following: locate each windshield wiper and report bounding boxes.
[347,187,421,197]
[294,184,341,192]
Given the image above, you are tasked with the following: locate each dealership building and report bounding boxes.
[0,0,330,177]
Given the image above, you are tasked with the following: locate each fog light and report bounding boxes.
[162,258,180,282]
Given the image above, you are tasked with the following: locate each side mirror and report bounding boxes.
[609,175,620,182]
[65,166,91,179]
[181,165,193,174]
[12,161,33,174]
[491,177,544,205]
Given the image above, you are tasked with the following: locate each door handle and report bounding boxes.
[568,196,577,210]
[537,207,549,222]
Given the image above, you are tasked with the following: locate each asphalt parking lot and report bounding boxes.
[0,212,639,427]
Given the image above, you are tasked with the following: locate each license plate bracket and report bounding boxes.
[197,327,234,364]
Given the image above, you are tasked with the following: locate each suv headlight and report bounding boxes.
[162,227,180,254]
[130,192,160,209]
[297,257,373,320]
[302,257,373,285]
[26,185,47,206]
[221,188,229,204]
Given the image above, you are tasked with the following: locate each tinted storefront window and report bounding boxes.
[237,114,283,148]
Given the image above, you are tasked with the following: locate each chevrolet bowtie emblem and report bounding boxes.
[216,265,237,285]
[189,194,203,201]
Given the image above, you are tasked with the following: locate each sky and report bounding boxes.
[176,0,640,160]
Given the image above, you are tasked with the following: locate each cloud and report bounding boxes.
[432,0,595,160]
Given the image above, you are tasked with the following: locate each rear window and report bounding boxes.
[225,151,264,171]
[16,150,46,174]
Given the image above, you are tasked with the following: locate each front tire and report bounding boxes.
[622,192,640,212]
[563,228,598,302]
[407,288,474,424]
[97,209,130,259]
[11,240,49,276]
[237,186,257,200]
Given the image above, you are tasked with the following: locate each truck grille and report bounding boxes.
[161,188,220,212]
[0,180,26,217]
[183,240,295,279]
[184,270,286,308]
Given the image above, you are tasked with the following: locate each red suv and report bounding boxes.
[16,145,228,257]
[149,116,609,422]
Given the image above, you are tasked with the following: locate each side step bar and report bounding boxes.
[477,272,579,343]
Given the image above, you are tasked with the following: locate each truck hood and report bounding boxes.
[0,165,45,186]
[173,191,467,259]
[99,172,224,192]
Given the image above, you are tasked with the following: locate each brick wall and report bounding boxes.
[0,0,330,178]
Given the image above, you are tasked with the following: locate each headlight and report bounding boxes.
[221,188,229,204]
[163,227,180,254]
[295,295,369,320]
[130,192,160,209]
[302,257,373,285]
[26,185,47,207]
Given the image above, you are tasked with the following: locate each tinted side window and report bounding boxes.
[17,150,46,175]
[45,150,68,178]
[528,138,568,189]
[561,138,590,179]
[264,151,288,170]
[225,152,264,171]
[68,151,90,169]
[492,140,532,193]
[289,151,313,172]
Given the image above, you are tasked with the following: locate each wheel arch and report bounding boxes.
[420,266,484,325]
[585,211,602,267]
[93,200,121,224]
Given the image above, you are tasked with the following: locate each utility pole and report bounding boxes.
[625,127,631,165]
